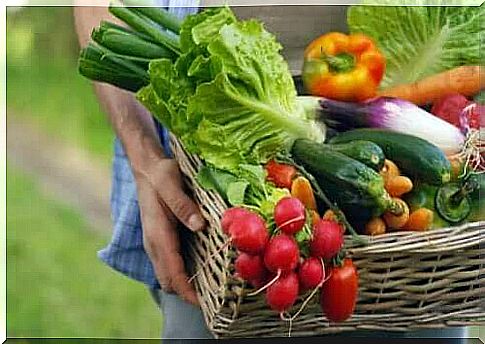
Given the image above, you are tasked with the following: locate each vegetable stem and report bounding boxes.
[96,43,150,77]
[323,53,355,73]
[388,199,405,216]
[130,6,182,34]
[232,92,321,143]
[109,5,181,54]
[92,26,176,60]
[99,20,158,44]
[450,175,478,206]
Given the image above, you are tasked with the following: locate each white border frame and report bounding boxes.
[1,1,483,342]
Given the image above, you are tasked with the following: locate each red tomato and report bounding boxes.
[265,160,297,189]
[320,259,358,323]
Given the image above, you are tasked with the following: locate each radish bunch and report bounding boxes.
[222,195,347,316]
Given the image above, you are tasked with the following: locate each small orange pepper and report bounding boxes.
[291,176,317,210]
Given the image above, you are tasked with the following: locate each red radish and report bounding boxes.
[266,272,299,313]
[431,93,482,131]
[264,234,299,274]
[310,219,344,260]
[431,93,469,128]
[235,253,266,282]
[274,197,306,235]
[249,270,271,289]
[462,102,484,130]
[221,207,251,234]
[298,257,324,291]
[229,213,269,254]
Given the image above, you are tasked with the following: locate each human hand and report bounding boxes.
[134,156,206,306]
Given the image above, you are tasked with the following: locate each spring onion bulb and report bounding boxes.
[318,97,465,154]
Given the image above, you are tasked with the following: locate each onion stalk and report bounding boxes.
[78,3,183,92]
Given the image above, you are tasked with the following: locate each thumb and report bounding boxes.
[157,182,206,232]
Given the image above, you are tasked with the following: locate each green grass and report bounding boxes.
[7,8,114,161]
[7,165,161,338]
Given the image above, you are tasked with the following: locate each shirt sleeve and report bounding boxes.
[167,0,200,18]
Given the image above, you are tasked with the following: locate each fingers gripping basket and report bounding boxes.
[170,134,485,338]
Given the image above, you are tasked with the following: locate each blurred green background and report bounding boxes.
[5,5,484,341]
[6,7,160,337]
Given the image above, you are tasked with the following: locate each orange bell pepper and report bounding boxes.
[302,32,385,102]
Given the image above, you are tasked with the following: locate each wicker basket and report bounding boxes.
[170,134,485,338]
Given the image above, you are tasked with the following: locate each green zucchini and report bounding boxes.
[329,129,451,185]
[327,140,385,171]
[291,139,398,223]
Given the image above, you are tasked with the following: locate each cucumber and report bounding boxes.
[291,139,395,223]
[329,129,451,185]
[327,140,385,171]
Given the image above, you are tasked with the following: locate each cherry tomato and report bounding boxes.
[265,160,297,189]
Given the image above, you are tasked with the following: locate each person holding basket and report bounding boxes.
[74,1,471,341]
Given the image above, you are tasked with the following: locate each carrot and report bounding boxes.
[311,210,320,227]
[403,208,434,232]
[377,66,485,106]
[385,176,413,197]
[322,209,337,222]
[383,198,410,229]
[291,176,317,210]
[380,159,400,182]
[364,217,386,236]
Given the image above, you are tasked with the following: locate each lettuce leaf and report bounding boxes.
[348,2,484,88]
[137,7,324,172]
[196,164,288,212]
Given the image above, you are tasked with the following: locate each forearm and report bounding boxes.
[96,84,165,172]
[73,6,165,177]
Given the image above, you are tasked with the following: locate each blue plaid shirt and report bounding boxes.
[98,0,198,289]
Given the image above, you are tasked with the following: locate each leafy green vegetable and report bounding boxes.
[196,165,239,200]
[227,181,250,205]
[137,7,324,171]
[180,7,237,53]
[348,2,484,88]
[196,164,289,216]
[259,187,290,220]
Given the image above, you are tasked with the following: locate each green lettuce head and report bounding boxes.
[137,7,324,172]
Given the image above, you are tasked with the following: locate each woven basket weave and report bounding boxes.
[169,134,485,338]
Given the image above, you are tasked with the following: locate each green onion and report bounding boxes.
[78,43,149,92]
[108,5,180,54]
[130,7,182,34]
[91,26,176,60]
[99,20,158,44]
